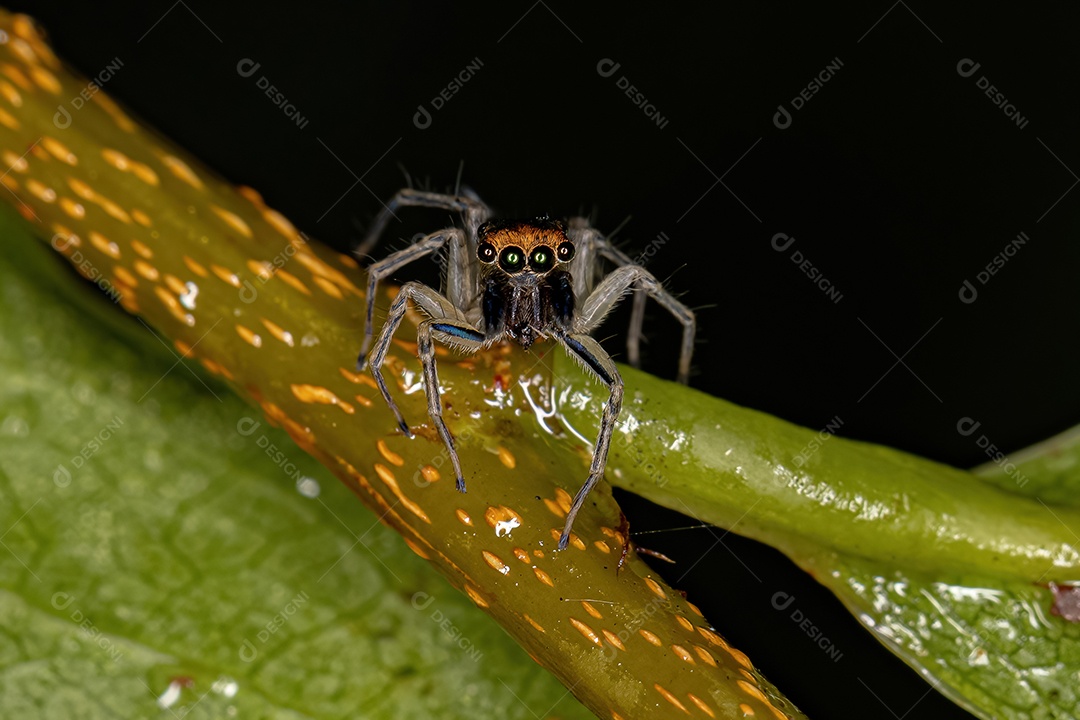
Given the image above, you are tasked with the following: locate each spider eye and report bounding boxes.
[529,246,554,272]
[556,241,575,263]
[499,246,525,273]
[477,241,497,264]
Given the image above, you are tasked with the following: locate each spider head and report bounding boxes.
[477,216,576,279]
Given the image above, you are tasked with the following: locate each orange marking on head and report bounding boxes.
[671,644,695,664]
[727,645,753,670]
[581,601,603,619]
[601,629,625,651]
[639,629,662,646]
[643,577,666,600]
[211,204,253,238]
[100,197,132,224]
[275,269,311,295]
[183,256,209,277]
[403,538,429,559]
[153,286,194,326]
[653,684,690,714]
[2,149,27,173]
[549,527,586,550]
[41,136,76,165]
[131,162,159,186]
[58,197,85,219]
[687,694,716,718]
[373,463,430,523]
[261,208,296,239]
[210,264,242,288]
[496,446,516,469]
[693,645,717,667]
[290,383,355,414]
[593,540,611,554]
[247,259,274,281]
[419,465,439,482]
[0,80,22,107]
[130,239,153,258]
[89,231,121,259]
[293,251,363,296]
[554,487,573,514]
[260,318,295,346]
[66,177,94,200]
[163,274,187,296]
[28,66,61,94]
[376,439,404,466]
[455,509,472,526]
[464,584,488,608]
[101,148,130,171]
[235,324,262,348]
[0,64,31,90]
[482,550,510,576]
[485,505,523,532]
[133,260,159,282]
[696,626,730,650]
[313,275,344,299]
[25,179,55,203]
[159,153,203,189]
[736,681,768,705]
[533,568,554,587]
[523,614,545,633]
[569,618,602,647]
[113,266,137,288]
[0,107,19,130]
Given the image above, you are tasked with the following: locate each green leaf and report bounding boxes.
[564,364,1080,719]
[0,208,595,719]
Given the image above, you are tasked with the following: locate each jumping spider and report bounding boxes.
[356,188,695,550]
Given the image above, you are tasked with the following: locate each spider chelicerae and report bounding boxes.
[356,188,696,550]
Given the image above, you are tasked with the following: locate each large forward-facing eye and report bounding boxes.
[477,241,497,264]
[556,241,575,263]
[499,246,525,273]
[529,246,554,272]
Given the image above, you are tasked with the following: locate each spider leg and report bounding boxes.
[572,261,696,385]
[555,331,624,550]
[356,188,492,259]
[418,318,486,492]
[566,222,666,377]
[358,228,465,369]
[367,281,473,439]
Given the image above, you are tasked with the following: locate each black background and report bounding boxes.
[11,2,1080,718]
